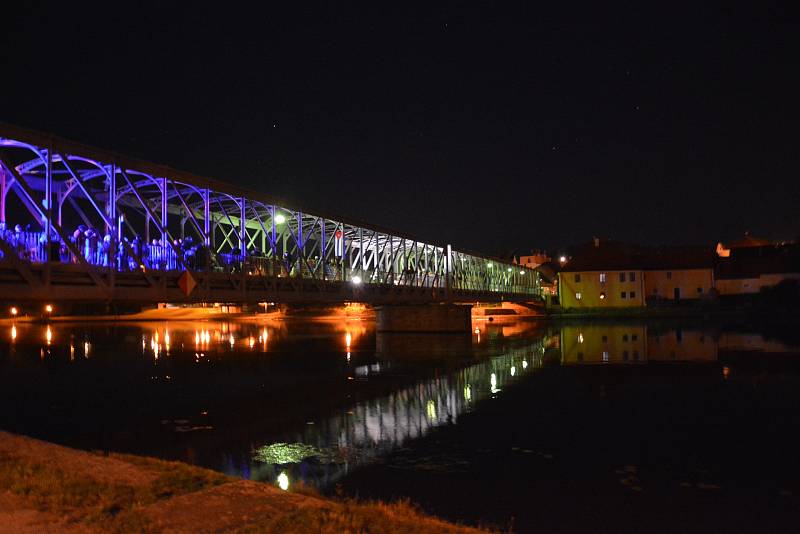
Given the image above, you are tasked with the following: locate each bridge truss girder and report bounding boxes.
[0,124,542,303]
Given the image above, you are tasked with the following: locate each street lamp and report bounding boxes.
[10,306,18,316]
[44,304,53,314]
[274,213,286,225]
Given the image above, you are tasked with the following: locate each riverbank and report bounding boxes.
[0,431,488,533]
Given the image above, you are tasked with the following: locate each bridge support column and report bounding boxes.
[376,303,472,333]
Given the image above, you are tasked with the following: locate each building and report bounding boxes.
[558,239,715,310]
[715,251,800,295]
[557,239,645,309]
[643,247,716,303]
[517,251,551,269]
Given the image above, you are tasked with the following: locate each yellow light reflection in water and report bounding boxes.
[277,471,289,491]
[84,341,90,358]
[426,400,436,420]
[464,384,472,401]
[249,336,255,349]
[345,332,352,349]
[195,331,200,345]
[11,325,16,341]
[45,326,52,345]
[229,334,235,348]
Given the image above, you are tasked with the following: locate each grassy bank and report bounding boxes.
[0,431,488,533]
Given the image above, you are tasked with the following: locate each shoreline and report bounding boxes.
[0,430,488,533]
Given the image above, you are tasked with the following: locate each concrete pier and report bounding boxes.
[375,303,472,333]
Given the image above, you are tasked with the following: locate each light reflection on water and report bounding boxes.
[2,317,799,493]
[241,339,547,489]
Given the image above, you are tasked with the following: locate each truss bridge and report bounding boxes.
[0,123,542,308]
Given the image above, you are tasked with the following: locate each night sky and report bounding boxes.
[2,3,797,255]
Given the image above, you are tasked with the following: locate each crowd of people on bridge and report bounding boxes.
[1,221,509,291]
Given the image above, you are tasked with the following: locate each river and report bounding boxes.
[1,315,799,532]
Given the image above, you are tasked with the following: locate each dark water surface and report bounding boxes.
[1,316,799,532]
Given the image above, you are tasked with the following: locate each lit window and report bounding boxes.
[602,351,609,362]
[599,273,607,283]
[630,272,636,281]
[619,272,626,282]
[599,292,606,300]
[630,291,636,299]
[574,274,581,283]
[621,291,627,299]
[575,292,582,300]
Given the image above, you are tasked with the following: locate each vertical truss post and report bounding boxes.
[0,167,6,224]
[203,189,211,246]
[161,177,168,245]
[240,196,246,258]
[45,145,52,261]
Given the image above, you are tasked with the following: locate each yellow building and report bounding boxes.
[558,240,715,309]
[559,269,644,308]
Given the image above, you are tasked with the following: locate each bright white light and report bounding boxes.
[507,267,513,272]
[559,256,567,263]
[520,270,525,275]
[274,213,286,225]
[522,360,528,369]
[10,307,18,316]
[510,366,516,376]
[277,471,289,491]
[351,275,362,285]
[44,304,53,314]
[487,263,493,268]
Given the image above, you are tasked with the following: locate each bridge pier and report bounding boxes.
[375,303,472,333]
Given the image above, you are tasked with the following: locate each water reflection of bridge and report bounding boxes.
[245,340,546,489]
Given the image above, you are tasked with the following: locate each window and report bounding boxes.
[630,291,636,299]
[577,352,584,361]
[666,271,672,280]
[621,291,627,299]
[623,350,629,360]
[630,272,636,282]
[602,351,609,362]
[622,334,628,341]
[599,273,607,283]
[599,291,607,300]
[633,350,639,360]
[619,272,626,282]
[631,334,638,341]
[602,335,608,342]
[653,288,658,294]
[697,287,703,294]
[575,292,582,300]
[574,273,581,283]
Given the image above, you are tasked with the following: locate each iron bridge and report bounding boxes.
[0,123,542,305]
